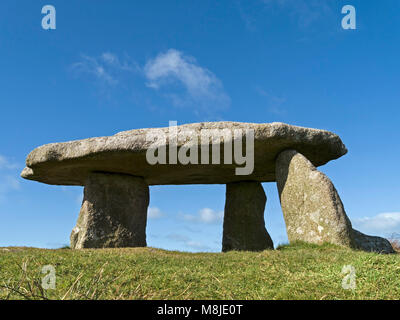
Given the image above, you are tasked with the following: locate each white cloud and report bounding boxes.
[71,53,138,86]
[165,233,211,251]
[148,207,164,219]
[256,87,287,115]
[262,0,333,27]
[3,176,20,190]
[71,54,117,85]
[0,155,21,202]
[101,52,118,65]
[144,49,230,109]
[0,155,19,170]
[353,212,400,237]
[182,208,223,224]
[71,50,229,114]
[186,240,209,250]
[166,233,190,242]
[101,52,138,72]
[236,1,257,31]
[0,176,20,197]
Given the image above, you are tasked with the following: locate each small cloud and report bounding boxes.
[101,52,139,72]
[0,155,19,170]
[0,156,21,202]
[166,233,190,242]
[0,176,21,199]
[165,233,211,251]
[71,54,117,85]
[236,2,257,31]
[353,212,400,237]
[262,0,334,28]
[148,207,164,219]
[186,240,210,250]
[256,87,287,115]
[101,52,118,65]
[3,176,20,190]
[144,49,230,111]
[182,208,223,224]
[70,53,138,86]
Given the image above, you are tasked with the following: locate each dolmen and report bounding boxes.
[21,122,395,253]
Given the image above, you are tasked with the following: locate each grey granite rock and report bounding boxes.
[21,122,347,186]
[70,172,149,249]
[352,229,395,254]
[276,149,354,247]
[222,181,273,252]
[276,149,395,254]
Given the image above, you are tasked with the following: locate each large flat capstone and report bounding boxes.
[21,122,347,186]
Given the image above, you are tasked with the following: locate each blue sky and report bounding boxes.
[0,0,399,251]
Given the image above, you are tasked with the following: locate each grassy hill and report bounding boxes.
[0,243,399,300]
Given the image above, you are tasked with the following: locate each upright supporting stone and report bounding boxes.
[276,149,395,253]
[70,172,149,249]
[222,182,274,252]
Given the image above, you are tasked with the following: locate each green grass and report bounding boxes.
[0,243,399,300]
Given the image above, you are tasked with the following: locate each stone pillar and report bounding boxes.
[222,181,274,252]
[276,149,395,253]
[70,172,149,249]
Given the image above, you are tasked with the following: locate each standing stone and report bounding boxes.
[276,149,395,253]
[70,172,149,249]
[222,181,274,252]
[276,149,354,247]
